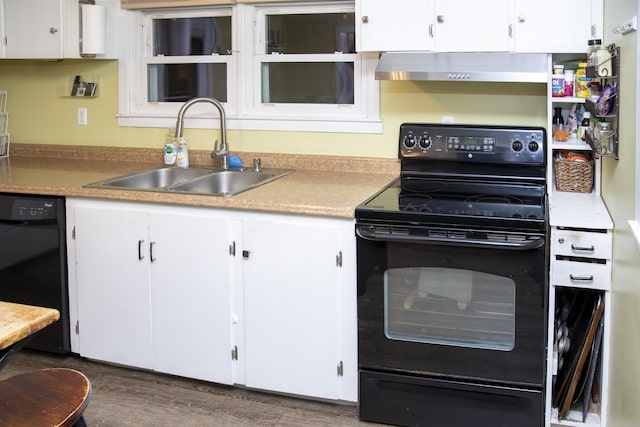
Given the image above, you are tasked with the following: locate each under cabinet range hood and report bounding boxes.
[375,52,549,83]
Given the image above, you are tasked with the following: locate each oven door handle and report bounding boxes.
[356,225,545,250]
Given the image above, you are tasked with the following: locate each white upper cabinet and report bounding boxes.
[356,0,434,52]
[1,0,119,59]
[355,0,603,53]
[433,0,512,52]
[514,0,599,53]
[3,0,64,58]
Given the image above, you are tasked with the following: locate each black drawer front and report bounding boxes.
[359,370,543,427]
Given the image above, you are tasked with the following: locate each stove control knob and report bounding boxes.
[403,135,417,149]
[419,136,432,150]
[528,140,540,152]
[511,140,524,152]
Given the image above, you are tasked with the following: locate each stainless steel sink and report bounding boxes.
[167,169,290,196]
[85,166,294,196]
[89,167,213,190]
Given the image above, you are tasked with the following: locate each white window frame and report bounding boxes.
[630,9,640,249]
[117,2,381,134]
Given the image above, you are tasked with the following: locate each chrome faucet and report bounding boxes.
[175,97,229,170]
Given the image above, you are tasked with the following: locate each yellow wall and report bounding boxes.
[600,0,640,425]
[0,59,547,157]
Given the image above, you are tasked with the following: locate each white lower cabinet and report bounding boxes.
[239,214,357,402]
[68,199,233,384]
[547,225,612,427]
[67,199,357,402]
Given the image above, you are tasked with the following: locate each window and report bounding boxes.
[118,2,381,133]
[149,15,231,102]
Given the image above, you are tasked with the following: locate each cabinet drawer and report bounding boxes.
[551,260,611,290]
[551,229,612,259]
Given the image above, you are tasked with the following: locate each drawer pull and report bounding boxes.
[570,274,594,282]
[571,244,595,252]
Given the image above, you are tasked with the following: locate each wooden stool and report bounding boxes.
[0,368,91,427]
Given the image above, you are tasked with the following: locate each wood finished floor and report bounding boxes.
[0,350,383,427]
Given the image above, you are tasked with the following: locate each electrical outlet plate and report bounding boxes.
[77,107,87,126]
[615,15,637,35]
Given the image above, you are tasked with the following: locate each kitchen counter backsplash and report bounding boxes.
[1,144,399,219]
[10,144,400,175]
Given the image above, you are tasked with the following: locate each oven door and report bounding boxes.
[356,222,548,388]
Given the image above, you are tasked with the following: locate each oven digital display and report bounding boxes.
[447,136,495,153]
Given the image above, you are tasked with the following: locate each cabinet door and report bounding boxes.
[242,218,340,400]
[74,204,153,369]
[149,210,234,384]
[514,0,592,53]
[3,0,63,59]
[433,0,511,52]
[356,0,433,52]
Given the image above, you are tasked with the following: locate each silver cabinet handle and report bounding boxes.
[570,274,594,281]
[361,15,368,23]
[150,241,157,263]
[571,244,595,252]
[437,15,445,24]
[49,27,58,34]
[242,250,251,259]
[138,239,145,260]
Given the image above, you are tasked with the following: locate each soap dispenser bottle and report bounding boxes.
[163,129,177,166]
[176,138,189,168]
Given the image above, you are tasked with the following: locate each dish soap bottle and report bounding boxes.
[163,129,177,166]
[176,138,189,168]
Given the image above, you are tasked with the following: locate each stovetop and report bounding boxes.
[356,124,547,232]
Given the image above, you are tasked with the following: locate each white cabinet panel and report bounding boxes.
[514,0,592,53]
[551,229,612,259]
[356,0,433,52]
[74,204,153,369]
[71,200,234,383]
[356,0,602,53]
[433,0,511,52]
[241,217,342,400]
[1,0,118,59]
[149,211,233,384]
[551,259,611,291]
[68,199,356,402]
[3,0,63,59]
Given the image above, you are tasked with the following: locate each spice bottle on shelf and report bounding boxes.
[563,70,575,97]
[551,65,565,97]
[575,62,590,98]
[578,111,591,141]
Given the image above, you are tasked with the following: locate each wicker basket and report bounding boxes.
[554,157,593,193]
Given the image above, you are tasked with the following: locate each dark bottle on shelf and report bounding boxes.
[553,107,565,125]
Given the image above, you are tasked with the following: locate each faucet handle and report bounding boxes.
[253,158,261,172]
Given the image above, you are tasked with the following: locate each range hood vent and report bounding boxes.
[375,52,549,83]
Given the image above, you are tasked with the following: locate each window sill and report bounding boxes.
[629,220,640,250]
[117,113,383,134]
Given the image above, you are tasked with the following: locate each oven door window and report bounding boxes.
[384,267,515,351]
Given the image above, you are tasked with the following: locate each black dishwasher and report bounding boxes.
[0,193,70,354]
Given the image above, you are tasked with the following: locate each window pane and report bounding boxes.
[384,267,515,351]
[153,16,232,56]
[261,62,354,104]
[266,13,355,54]
[148,63,227,102]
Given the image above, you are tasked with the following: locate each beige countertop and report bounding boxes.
[0,145,399,219]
